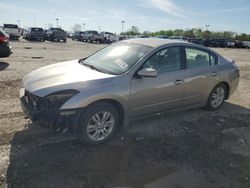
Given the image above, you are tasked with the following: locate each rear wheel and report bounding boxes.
[78,102,119,144]
[206,83,227,111]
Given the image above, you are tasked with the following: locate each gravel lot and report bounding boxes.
[0,39,250,188]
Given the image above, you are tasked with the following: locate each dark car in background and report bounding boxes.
[210,39,227,48]
[46,28,67,42]
[23,27,45,41]
[187,38,204,45]
[72,31,85,41]
[0,28,12,58]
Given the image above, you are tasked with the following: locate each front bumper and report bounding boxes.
[20,88,80,132]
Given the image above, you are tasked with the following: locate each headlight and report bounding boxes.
[46,90,79,110]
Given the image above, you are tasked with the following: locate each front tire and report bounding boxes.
[206,83,227,111]
[78,102,119,144]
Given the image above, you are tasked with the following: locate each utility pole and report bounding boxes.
[121,21,125,34]
[205,24,210,31]
[17,20,21,28]
[33,13,36,26]
[56,18,59,27]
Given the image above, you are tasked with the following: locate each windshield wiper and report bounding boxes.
[81,61,104,73]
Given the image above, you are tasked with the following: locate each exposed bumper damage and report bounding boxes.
[20,88,80,132]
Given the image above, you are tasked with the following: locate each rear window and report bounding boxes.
[31,28,43,32]
[4,24,18,29]
[185,47,218,68]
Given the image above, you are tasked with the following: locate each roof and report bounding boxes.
[122,38,189,48]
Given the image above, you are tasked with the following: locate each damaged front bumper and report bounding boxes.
[19,88,80,132]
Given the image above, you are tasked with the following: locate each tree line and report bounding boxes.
[122,26,250,41]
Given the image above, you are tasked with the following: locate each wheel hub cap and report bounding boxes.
[211,87,225,108]
[86,111,115,141]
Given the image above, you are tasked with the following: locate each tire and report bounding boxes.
[78,102,119,145]
[206,83,227,111]
[63,39,67,43]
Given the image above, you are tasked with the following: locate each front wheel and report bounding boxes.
[206,83,227,111]
[78,102,119,144]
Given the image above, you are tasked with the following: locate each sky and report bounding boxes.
[0,0,250,34]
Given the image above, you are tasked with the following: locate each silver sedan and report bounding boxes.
[20,38,240,144]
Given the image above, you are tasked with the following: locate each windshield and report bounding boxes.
[82,43,152,75]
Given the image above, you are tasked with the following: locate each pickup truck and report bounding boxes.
[3,24,20,40]
[23,27,45,41]
[46,28,67,42]
[81,30,102,43]
[99,31,118,43]
[72,31,85,41]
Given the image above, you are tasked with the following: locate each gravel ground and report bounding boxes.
[0,39,250,188]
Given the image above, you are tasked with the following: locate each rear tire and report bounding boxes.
[206,83,227,111]
[78,102,119,145]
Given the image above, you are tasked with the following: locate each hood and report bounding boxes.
[23,59,114,96]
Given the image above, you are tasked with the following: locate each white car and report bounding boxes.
[243,41,250,48]
[3,24,20,40]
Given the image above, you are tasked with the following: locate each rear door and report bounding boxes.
[182,46,219,106]
[130,46,185,117]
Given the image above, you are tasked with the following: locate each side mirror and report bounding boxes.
[137,68,157,77]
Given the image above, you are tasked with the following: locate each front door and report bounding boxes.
[130,46,185,117]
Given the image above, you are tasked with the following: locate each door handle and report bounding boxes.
[212,72,217,77]
[174,80,183,85]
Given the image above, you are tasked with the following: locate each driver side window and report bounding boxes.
[143,47,182,74]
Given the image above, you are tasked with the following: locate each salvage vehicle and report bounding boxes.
[3,24,20,40]
[20,38,240,144]
[0,28,12,58]
[81,30,102,43]
[23,27,45,41]
[243,41,250,48]
[226,40,235,48]
[46,28,67,42]
[100,32,118,43]
[72,31,85,41]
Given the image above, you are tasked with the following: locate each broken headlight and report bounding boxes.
[45,90,79,111]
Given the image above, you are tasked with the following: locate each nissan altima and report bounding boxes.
[20,38,240,144]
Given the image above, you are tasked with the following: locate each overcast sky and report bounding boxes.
[0,0,250,33]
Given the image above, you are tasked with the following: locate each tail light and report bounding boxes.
[0,36,9,42]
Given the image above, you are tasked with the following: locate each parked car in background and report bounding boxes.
[235,40,244,48]
[46,28,67,42]
[154,35,169,39]
[81,30,102,43]
[169,36,187,41]
[99,31,118,43]
[210,39,227,48]
[243,41,250,48]
[20,38,239,144]
[3,24,20,40]
[72,31,85,41]
[23,27,45,41]
[187,38,204,45]
[0,28,12,58]
[226,40,235,48]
